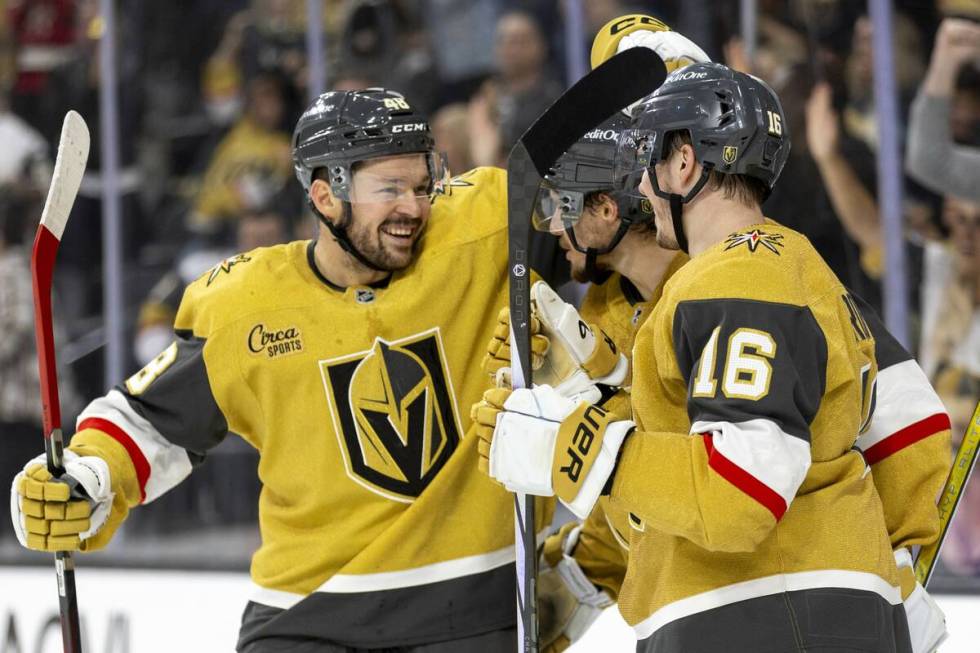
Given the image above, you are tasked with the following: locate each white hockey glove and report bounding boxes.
[11,450,114,552]
[484,282,628,405]
[590,14,710,72]
[616,29,710,72]
[531,281,628,404]
[539,523,614,652]
[473,384,633,519]
[895,549,948,653]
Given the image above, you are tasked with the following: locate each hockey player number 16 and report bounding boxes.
[692,326,776,401]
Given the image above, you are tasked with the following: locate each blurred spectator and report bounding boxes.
[0,190,80,537]
[920,196,979,395]
[487,10,562,150]
[464,9,562,166]
[425,0,498,104]
[135,207,294,366]
[921,195,980,575]
[806,80,883,278]
[906,18,980,201]
[191,72,293,233]
[431,103,474,175]
[746,51,883,308]
[6,0,77,135]
[37,0,145,327]
[0,86,50,189]
[337,1,440,114]
[842,13,925,151]
[329,65,380,92]
[202,10,252,129]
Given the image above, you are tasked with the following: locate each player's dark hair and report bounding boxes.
[665,130,768,208]
[582,190,655,235]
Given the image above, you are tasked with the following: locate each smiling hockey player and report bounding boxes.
[10,88,558,652]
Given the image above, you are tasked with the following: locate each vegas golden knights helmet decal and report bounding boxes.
[320,329,462,502]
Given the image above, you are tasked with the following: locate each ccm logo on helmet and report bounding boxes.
[392,123,427,133]
[609,15,668,35]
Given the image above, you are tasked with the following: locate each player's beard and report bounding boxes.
[347,215,425,271]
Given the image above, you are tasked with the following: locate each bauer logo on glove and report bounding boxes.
[476,384,635,519]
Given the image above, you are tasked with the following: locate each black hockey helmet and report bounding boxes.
[616,62,790,252]
[291,88,448,270]
[292,87,447,201]
[533,111,654,279]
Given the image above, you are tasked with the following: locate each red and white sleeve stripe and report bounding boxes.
[76,390,194,503]
[856,360,951,465]
[692,418,811,521]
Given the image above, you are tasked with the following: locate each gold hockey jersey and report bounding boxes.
[848,293,951,596]
[568,259,687,600]
[70,167,553,648]
[609,223,909,647]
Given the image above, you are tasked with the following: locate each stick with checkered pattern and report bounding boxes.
[506,48,666,652]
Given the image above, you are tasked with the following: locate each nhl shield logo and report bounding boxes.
[319,328,461,502]
[722,146,738,165]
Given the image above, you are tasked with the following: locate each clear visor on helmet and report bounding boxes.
[531,180,586,233]
[339,152,449,204]
[613,127,662,199]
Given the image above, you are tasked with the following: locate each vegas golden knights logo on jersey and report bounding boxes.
[319,329,462,502]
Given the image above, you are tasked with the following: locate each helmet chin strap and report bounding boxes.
[669,192,688,254]
[313,201,389,273]
[565,219,632,284]
[648,166,712,255]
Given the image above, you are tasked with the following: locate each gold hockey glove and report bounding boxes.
[482,307,550,380]
[539,522,614,652]
[11,429,140,552]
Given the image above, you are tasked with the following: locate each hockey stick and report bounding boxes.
[506,47,667,652]
[915,399,980,588]
[31,110,90,653]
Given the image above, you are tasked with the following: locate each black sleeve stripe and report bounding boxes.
[847,289,912,369]
[672,298,828,442]
[117,332,228,459]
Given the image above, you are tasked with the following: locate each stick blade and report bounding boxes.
[517,48,666,175]
[40,110,90,241]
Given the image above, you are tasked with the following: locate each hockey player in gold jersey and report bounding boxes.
[476,63,947,652]
[10,88,565,652]
[497,110,687,651]
[510,109,950,653]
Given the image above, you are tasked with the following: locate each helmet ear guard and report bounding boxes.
[615,63,791,252]
[291,88,445,273]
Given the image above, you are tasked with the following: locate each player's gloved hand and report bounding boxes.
[894,549,947,653]
[484,282,628,404]
[538,522,614,652]
[483,307,550,379]
[590,14,710,72]
[531,281,628,404]
[473,387,512,476]
[10,450,116,552]
[481,384,634,518]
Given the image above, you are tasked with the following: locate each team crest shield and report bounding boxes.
[319,329,462,501]
[723,146,738,165]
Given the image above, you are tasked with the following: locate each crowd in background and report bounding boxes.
[0,0,977,583]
